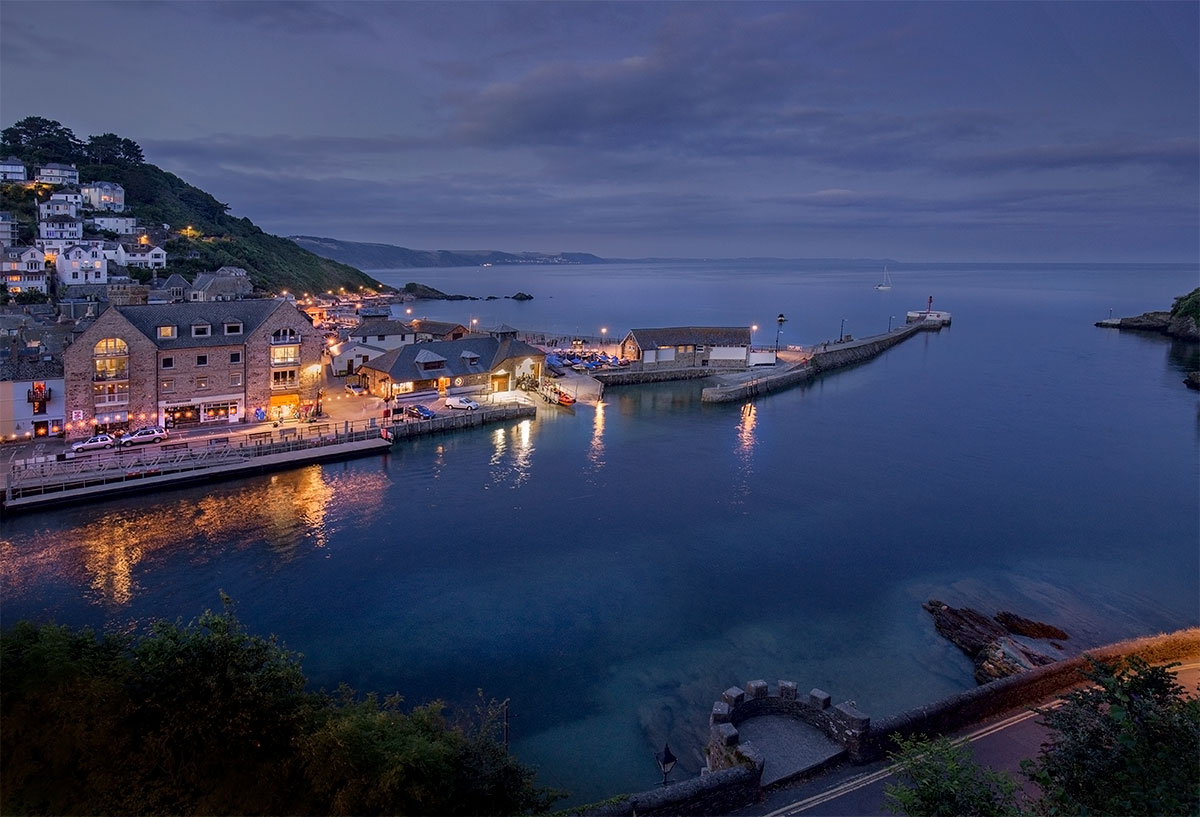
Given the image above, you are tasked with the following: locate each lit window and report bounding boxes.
[161,379,175,393]
[196,377,209,389]
[157,325,177,339]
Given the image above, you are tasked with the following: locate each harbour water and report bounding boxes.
[2,261,1197,804]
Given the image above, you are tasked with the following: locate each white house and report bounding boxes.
[51,189,84,207]
[0,358,66,441]
[35,163,79,185]
[81,181,125,211]
[118,243,166,269]
[89,215,139,234]
[187,266,253,301]
[348,318,416,351]
[56,244,109,285]
[2,247,48,294]
[38,214,83,242]
[327,340,388,376]
[0,212,17,246]
[39,198,79,219]
[0,156,26,181]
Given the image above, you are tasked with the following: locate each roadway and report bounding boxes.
[738,661,1200,817]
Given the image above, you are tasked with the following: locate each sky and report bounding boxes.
[2,1,1197,262]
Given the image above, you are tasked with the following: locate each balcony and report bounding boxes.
[270,379,299,391]
[27,386,52,402]
[270,356,300,367]
[93,370,129,382]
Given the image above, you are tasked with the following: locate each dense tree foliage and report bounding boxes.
[1,605,560,816]
[885,657,1200,817]
[1,116,85,165]
[1171,287,1200,323]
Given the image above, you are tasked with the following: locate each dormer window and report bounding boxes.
[224,322,242,335]
[192,324,211,337]
[157,325,177,339]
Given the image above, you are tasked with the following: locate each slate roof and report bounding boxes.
[408,319,468,338]
[351,318,413,338]
[361,336,543,382]
[625,326,751,349]
[42,214,81,224]
[115,300,288,349]
[0,356,63,383]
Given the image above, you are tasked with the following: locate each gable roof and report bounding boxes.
[625,326,752,349]
[408,319,468,337]
[351,318,413,337]
[360,336,543,382]
[114,300,290,348]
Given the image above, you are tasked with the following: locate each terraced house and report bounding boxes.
[62,300,320,438]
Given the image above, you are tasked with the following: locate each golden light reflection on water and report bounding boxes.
[738,403,757,456]
[488,420,536,488]
[1,465,389,606]
[589,401,606,468]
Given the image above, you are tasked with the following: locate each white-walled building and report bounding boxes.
[89,215,139,235]
[119,243,166,269]
[56,244,109,285]
[2,247,48,294]
[0,212,17,246]
[327,340,388,376]
[0,157,26,181]
[348,318,416,351]
[38,214,83,242]
[35,163,79,185]
[39,198,79,219]
[81,181,125,211]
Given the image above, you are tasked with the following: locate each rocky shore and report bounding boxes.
[1096,310,1200,341]
[923,599,1068,684]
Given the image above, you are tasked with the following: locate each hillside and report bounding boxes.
[1,117,381,294]
[288,235,606,270]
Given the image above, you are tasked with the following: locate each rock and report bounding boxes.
[1120,311,1172,331]
[511,291,534,301]
[924,599,1059,684]
[994,611,1069,640]
[1186,372,1200,391]
[1167,313,1200,341]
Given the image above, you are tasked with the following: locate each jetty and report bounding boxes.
[701,315,949,403]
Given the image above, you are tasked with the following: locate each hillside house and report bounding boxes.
[39,198,79,219]
[188,266,253,301]
[119,243,167,269]
[81,181,126,212]
[56,245,109,285]
[618,327,753,369]
[0,157,27,181]
[62,299,321,437]
[35,163,79,185]
[0,212,17,246]
[38,214,83,242]
[2,247,48,294]
[89,215,139,235]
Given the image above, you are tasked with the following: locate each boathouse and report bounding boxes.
[618,326,753,369]
[357,335,544,398]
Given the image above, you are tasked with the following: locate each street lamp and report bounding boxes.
[888,315,895,331]
[655,743,677,785]
[751,324,758,348]
[600,326,607,348]
[775,313,787,353]
[839,317,846,341]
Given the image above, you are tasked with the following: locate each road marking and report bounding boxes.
[764,660,1200,816]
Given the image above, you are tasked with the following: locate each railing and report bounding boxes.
[92,371,128,382]
[27,387,51,403]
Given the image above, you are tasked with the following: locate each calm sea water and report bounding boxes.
[2,261,1197,804]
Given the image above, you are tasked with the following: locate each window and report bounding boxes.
[396,381,414,394]
[229,351,242,364]
[224,322,242,335]
[272,369,298,389]
[93,382,129,405]
[421,360,445,371]
[377,334,386,341]
[161,356,174,369]
[196,377,209,389]
[196,354,208,366]
[161,379,175,393]
[192,324,211,337]
[31,400,47,416]
[230,372,243,387]
[270,346,299,366]
[271,328,299,344]
[157,325,177,339]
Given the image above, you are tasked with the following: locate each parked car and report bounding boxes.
[71,433,116,452]
[404,404,436,420]
[444,396,479,411]
[345,382,367,396]
[121,426,168,446]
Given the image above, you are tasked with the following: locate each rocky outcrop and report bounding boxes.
[1167,313,1200,341]
[994,611,1069,640]
[1096,305,1200,342]
[923,600,1064,684]
[510,291,534,301]
[1186,372,1200,390]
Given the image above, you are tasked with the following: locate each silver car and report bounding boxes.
[71,433,117,452]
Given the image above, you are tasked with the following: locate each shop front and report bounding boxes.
[268,393,300,421]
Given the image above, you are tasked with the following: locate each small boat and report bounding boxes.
[874,267,893,291]
[558,391,577,405]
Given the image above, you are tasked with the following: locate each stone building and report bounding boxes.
[62,299,320,438]
[618,327,753,369]
[357,335,544,398]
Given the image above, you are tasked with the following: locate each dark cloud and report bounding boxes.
[197,1,373,36]
[944,138,1200,176]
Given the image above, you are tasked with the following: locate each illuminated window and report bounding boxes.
[157,325,177,339]
[272,369,298,389]
[161,379,175,393]
[196,377,209,389]
[93,338,127,357]
[270,346,299,366]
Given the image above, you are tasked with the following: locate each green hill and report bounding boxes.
[1,117,381,295]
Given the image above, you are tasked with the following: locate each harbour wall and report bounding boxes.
[592,368,729,386]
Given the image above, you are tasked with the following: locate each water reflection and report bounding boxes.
[2,466,387,606]
[589,401,606,468]
[489,420,536,488]
[737,403,757,456]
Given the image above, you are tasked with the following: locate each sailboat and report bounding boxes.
[874,266,893,291]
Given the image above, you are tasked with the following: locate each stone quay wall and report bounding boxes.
[707,679,870,768]
[861,628,1200,762]
[592,368,731,386]
[583,764,762,817]
[386,404,536,438]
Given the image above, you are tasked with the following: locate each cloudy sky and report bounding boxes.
[2,1,1197,261]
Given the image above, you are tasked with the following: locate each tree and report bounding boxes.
[884,657,1200,817]
[1,116,84,165]
[885,735,1023,817]
[86,132,125,165]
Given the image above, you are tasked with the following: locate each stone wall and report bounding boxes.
[592,368,727,386]
[583,764,762,817]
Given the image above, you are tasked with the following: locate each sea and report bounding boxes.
[2,260,1197,805]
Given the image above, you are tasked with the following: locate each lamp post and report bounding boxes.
[655,743,677,786]
[888,314,895,332]
[751,324,758,349]
[775,313,787,354]
[839,317,846,341]
[600,326,607,351]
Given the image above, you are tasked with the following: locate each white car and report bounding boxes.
[444,395,479,410]
[71,433,117,452]
[120,426,168,446]
[345,383,367,396]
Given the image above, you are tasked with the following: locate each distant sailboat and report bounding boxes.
[874,267,893,291]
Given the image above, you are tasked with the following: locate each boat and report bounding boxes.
[874,267,893,291]
[558,391,577,405]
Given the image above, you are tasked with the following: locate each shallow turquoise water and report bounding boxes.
[2,261,1197,803]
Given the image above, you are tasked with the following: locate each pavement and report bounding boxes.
[733,659,1200,817]
[736,717,845,787]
